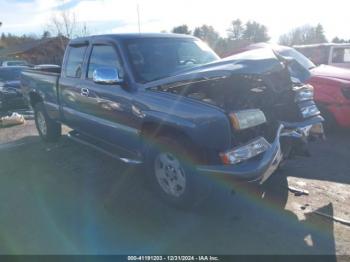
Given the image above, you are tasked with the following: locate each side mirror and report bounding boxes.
[93,67,123,85]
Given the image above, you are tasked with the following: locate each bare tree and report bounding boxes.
[80,22,90,37]
[47,9,76,51]
[48,1,90,51]
[279,24,327,46]
[227,19,244,40]
[51,11,77,39]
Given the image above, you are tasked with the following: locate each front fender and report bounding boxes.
[137,91,232,151]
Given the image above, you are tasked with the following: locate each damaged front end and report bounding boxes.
[150,48,324,183]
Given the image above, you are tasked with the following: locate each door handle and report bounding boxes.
[80,87,89,97]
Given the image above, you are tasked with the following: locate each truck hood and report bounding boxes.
[190,48,285,76]
[311,65,350,81]
[148,48,310,125]
[146,48,308,89]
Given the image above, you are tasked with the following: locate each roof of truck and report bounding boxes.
[70,33,196,44]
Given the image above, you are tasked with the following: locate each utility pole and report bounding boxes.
[0,21,3,38]
[137,4,141,33]
[0,22,3,51]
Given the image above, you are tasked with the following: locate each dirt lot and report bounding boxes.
[0,119,349,255]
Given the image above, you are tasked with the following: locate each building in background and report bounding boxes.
[0,36,68,66]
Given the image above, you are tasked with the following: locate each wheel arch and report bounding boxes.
[140,121,207,163]
[28,91,44,109]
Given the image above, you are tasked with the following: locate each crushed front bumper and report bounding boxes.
[197,115,324,184]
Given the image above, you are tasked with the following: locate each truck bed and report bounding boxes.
[21,68,60,120]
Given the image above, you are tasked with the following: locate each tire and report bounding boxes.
[145,136,210,209]
[34,102,61,142]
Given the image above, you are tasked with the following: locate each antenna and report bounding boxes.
[137,3,141,33]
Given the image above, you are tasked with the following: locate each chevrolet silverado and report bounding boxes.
[21,34,324,208]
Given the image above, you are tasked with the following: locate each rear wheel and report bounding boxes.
[34,103,61,142]
[145,136,210,209]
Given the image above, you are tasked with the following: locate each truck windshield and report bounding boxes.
[279,48,316,70]
[125,38,219,83]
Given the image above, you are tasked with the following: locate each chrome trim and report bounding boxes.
[93,67,123,85]
[67,132,143,165]
[119,158,143,164]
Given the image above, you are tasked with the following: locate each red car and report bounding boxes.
[229,43,350,129]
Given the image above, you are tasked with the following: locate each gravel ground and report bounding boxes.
[0,120,349,255]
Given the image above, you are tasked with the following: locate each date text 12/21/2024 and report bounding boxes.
[127,256,220,261]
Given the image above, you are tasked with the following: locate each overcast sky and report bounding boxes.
[0,0,349,42]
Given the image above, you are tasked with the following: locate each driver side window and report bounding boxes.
[87,45,124,79]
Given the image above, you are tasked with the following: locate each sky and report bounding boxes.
[0,0,349,42]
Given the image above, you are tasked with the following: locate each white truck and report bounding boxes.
[295,43,350,69]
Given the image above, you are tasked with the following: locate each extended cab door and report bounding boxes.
[59,42,89,129]
[64,41,140,156]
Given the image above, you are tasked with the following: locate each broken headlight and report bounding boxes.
[220,137,270,165]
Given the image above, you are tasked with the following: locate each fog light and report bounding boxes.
[220,137,271,165]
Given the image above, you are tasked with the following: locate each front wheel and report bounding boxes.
[145,136,210,209]
[34,103,61,142]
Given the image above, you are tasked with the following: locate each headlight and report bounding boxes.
[220,137,270,165]
[300,104,320,118]
[229,109,267,131]
[295,84,314,102]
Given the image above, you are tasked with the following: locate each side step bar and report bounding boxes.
[67,131,143,165]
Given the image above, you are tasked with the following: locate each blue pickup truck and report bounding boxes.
[21,33,324,208]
